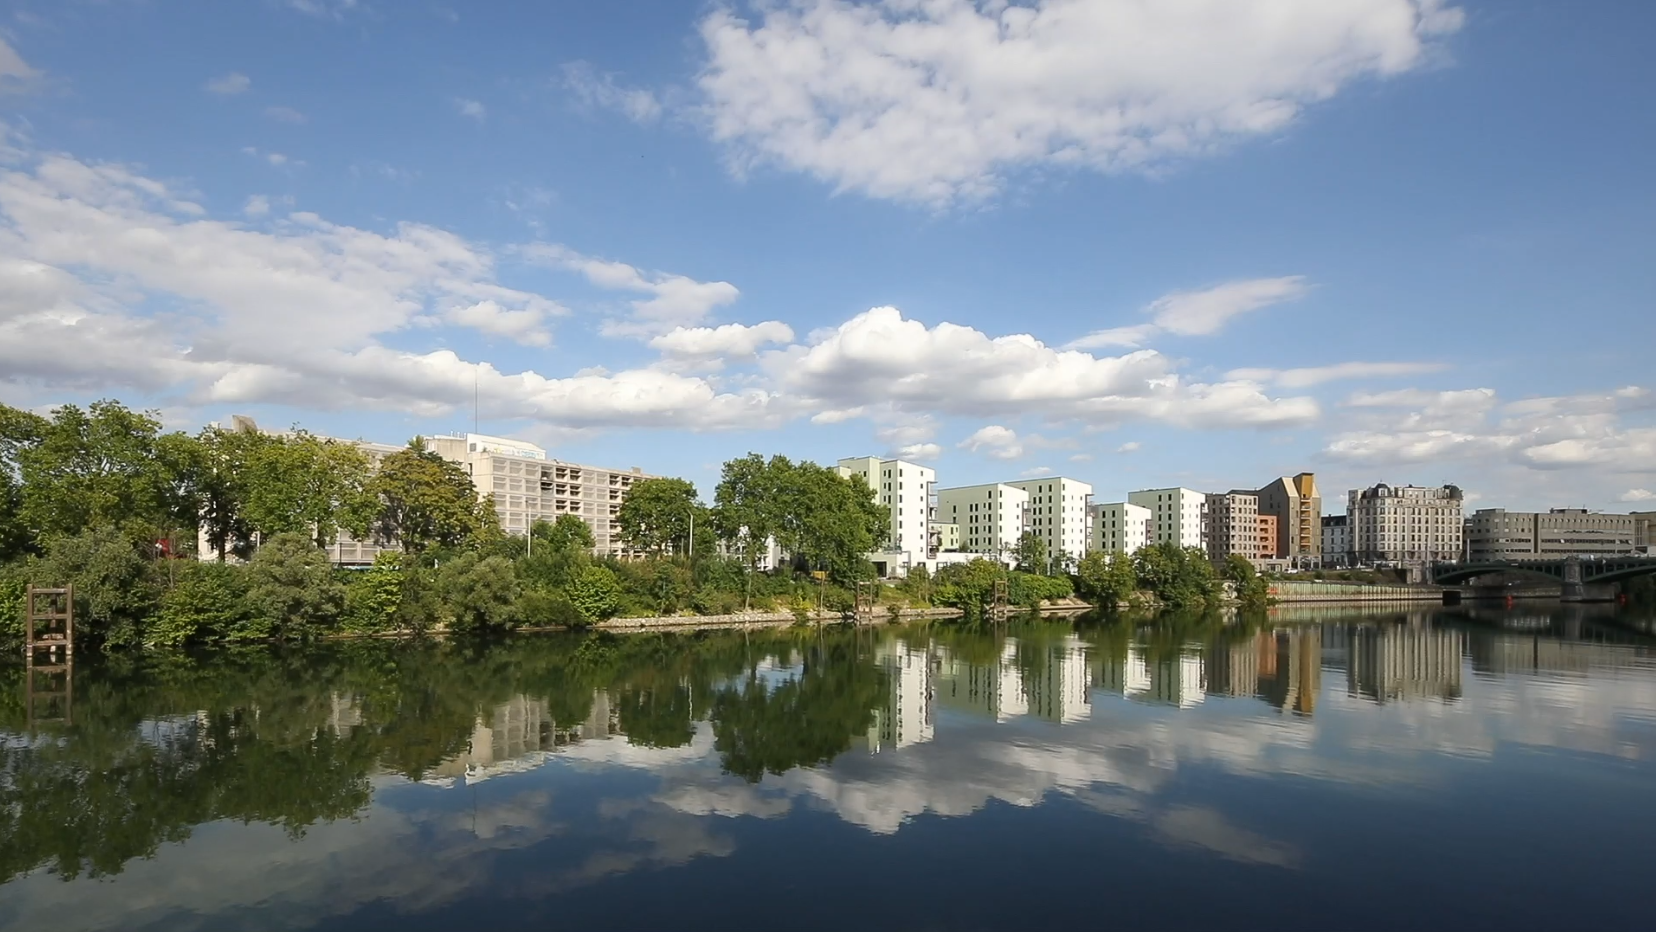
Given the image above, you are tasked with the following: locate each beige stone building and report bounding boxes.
[1348,483,1464,565]
[1204,491,1262,565]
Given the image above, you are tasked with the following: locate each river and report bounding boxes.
[3,602,1655,931]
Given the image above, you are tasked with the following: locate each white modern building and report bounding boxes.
[1006,477,1094,565]
[428,433,652,557]
[935,483,1029,560]
[836,456,935,568]
[1089,502,1152,555]
[1127,487,1208,549]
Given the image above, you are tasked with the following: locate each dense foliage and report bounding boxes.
[0,400,914,649]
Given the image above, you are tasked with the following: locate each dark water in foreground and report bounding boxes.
[4,603,1656,931]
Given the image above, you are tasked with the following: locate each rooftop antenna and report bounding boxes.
[473,368,479,435]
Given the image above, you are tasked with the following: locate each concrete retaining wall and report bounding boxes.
[1267,581,1446,603]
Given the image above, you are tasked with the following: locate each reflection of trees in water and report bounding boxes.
[0,629,883,884]
[709,635,885,782]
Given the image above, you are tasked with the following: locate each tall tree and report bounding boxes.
[0,403,47,559]
[242,431,377,547]
[368,438,493,555]
[11,400,192,542]
[775,461,885,582]
[712,453,778,572]
[615,477,702,555]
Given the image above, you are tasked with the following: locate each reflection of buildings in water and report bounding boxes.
[1119,647,1205,709]
[929,636,1093,727]
[1257,629,1321,716]
[1205,636,1261,700]
[867,639,936,752]
[1347,626,1463,704]
[415,692,618,786]
[1467,630,1653,677]
[1020,636,1092,723]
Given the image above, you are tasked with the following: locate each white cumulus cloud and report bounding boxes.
[1228,361,1447,388]
[960,425,1024,460]
[524,243,740,337]
[698,0,1463,204]
[649,321,795,361]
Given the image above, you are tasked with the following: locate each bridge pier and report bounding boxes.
[1560,557,1585,602]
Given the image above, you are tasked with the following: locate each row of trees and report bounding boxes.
[1074,544,1269,610]
[0,400,497,563]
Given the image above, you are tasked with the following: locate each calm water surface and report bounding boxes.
[4,603,1656,931]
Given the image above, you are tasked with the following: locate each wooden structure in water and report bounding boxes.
[990,579,1010,619]
[24,585,74,729]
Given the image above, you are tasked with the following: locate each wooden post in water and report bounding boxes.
[24,584,74,729]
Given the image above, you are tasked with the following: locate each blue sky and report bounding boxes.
[0,0,1651,511]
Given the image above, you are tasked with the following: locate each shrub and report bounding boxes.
[239,532,344,641]
[149,561,248,647]
[568,566,621,623]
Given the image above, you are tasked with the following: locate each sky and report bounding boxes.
[0,0,1652,513]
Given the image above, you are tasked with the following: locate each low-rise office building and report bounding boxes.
[1349,483,1464,565]
[1089,502,1152,555]
[936,483,1030,559]
[1465,508,1640,561]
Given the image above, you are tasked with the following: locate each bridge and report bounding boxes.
[1432,555,1656,600]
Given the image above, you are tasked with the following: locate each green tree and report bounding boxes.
[775,460,886,582]
[615,477,703,556]
[240,532,345,640]
[532,513,595,554]
[1132,542,1220,608]
[933,558,1008,614]
[1075,550,1138,608]
[1223,554,1271,610]
[368,439,493,554]
[568,565,622,623]
[0,404,48,560]
[149,561,249,647]
[243,431,377,547]
[436,553,521,634]
[27,526,160,647]
[343,553,406,635]
[10,400,193,542]
[1015,531,1050,575]
[713,453,778,572]
[188,426,263,562]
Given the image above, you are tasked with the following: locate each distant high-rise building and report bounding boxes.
[1127,487,1207,549]
[1089,501,1152,554]
[1348,483,1464,565]
[1005,477,1094,563]
[1257,472,1321,562]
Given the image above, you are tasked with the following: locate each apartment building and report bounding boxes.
[1464,508,1640,561]
[1204,492,1261,565]
[1127,487,1207,549]
[1006,477,1093,562]
[1257,514,1279,559]
[1321,515,1351,567]
[836,456,936,565]
[1257,473,1322,562]
[1089,502,1152,555]
[1348,483,1464,565]
[935,483,1030,559]
[429,434,651,557]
